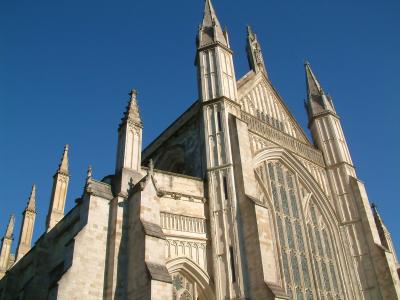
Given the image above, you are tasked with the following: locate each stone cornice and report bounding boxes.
[197,41,233,54]
[201,96,241,109]
[325,161,355,170]
[308,110,340,128]
[118,117,143,132]
[53,171,69,178]
[159,190,206,203]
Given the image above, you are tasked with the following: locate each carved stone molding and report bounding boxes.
[165,238,207,270]
[161,212,206,234]
[160,190,205,203]
[241,111,325,167]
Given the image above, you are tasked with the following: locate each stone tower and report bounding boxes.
[305,62,400,299]
[196,0,244,298]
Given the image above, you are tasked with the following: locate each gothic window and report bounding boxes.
[172,273,195,300]
[268,162,314,299]
[266,161,344,300]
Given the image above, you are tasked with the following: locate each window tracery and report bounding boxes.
[308,201,343,299]
[265,161,344,300]
[172,273,195,300]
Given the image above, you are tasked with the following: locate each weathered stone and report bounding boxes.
[0,1,398,299]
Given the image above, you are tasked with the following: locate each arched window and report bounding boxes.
[265,161,344,300]
[268,161,314,299]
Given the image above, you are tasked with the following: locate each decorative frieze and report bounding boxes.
[242,111,325,167]
[165,238,207,270]
[160,191,206,203]
[160,212,206,234]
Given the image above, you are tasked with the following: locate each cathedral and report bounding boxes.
[1,0,399,299]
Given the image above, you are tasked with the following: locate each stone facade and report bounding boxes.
[0,0,399,299]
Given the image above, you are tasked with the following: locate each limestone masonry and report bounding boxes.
[1,0,399,299]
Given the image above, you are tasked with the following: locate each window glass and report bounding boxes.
[266,161,344,300]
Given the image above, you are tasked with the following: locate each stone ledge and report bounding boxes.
[146,262,172,283]
[142,221,165,240]
[86,180,113,200]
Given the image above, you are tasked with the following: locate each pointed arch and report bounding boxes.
[253,147,350,299]
[254,147,338,222]
[166,257,215,300]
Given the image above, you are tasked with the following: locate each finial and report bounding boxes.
[304,59,310,66]
[129,89,138,100]
[87,165,92,181]
[57,144,69,175]
[148,159,154,176]
[247,25,254,38]
[118,89,142,130]
[371,202,378,214]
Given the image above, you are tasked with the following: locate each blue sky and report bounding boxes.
[1,0,399,253]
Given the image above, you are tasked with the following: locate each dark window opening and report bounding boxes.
[222,176,229,200]
[217,111,223,132]
[230,246,236,283]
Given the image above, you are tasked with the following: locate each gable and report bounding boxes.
[142,102,204,178]
[238,71,310,144]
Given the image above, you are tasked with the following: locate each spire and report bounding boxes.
[305,61,324,98]
[46,145,70,231]
[197,0,228,48]
[0,214,15,278]
[115,89,144,176]
[81,164,93,198]
[119,89,142,130]
[57,144,69,175]
[16,186,37,261]
[371,203,390,250]
[26,184,36,212]
[4,215,15,239]
[246,25,268,76]
[304,61,335,118]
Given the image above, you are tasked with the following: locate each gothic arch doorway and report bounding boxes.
[166,257,215,300]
